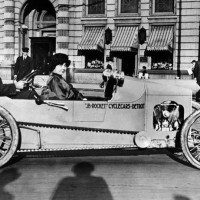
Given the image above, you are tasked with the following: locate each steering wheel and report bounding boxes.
[21,70,40,88]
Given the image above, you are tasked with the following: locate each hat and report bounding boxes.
[106,64,112,70]
[191,60,196,63]
[22,47,29,52]
[49,53,71,72]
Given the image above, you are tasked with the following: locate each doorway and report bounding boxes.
[30,37,56,75]
[121,53,135,76]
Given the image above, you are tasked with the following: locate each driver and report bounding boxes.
[0,78,35,99]
[43,53,86,100]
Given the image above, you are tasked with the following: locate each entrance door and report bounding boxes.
[122,53,135,76]
[30,37,56,75]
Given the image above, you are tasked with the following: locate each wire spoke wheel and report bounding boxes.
[181,104,200,169]
[168,102,200,165]
[0,106,19,167]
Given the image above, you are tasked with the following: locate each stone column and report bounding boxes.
[4,0,15,63]
[3,0,15,79]
[57,0,69,55]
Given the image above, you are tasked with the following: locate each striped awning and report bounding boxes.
[111,26,138,52]
[78,27,104,52]
[146,26,173,53]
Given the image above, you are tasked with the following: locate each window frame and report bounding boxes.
[150,0,176,16]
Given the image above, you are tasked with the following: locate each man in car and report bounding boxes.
[0,78,35,99]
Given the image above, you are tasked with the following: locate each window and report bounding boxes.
[58,17,69,24]
[43,13,56,21]
[151,52,173,70]
[5,30,14,37]
[120,0,139,13]
[4,54,14,61]
[57,42,68,49]
[5,6,14,13]
[59,5,69,11]
[146,25,174,70]
[88,0,105,15]
[85,54,104,69]
[36,12,56,31]
[153,0,174,13]
[5,42,14,49]
[5,20,14,25]
[57,30,68,36]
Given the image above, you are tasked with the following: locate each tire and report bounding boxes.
[0,106,19,167]
[181,104,200,169]
[192,101,200,111]
[168,101,200,165]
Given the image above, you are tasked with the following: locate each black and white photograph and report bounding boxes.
[0,0,200,199]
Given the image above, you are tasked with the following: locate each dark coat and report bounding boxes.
[14,56,33,81]
[0,77,35,99]
[0,78,16,96]
[47,73,75,100]
[47,73,83,100]
[193,61,200,85]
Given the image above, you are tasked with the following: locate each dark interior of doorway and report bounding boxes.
[121,52,135,76]
[110,51,136,76]
[30,37,55,75]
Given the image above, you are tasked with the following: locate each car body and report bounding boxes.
[0,73,200,169]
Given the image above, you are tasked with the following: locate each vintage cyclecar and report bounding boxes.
[0,70,200,169]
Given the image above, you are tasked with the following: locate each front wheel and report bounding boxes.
[0,106,19,167]
[192,101,200,112]
[181,109,200,169]
[168,101,200,165]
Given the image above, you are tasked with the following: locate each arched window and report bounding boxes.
[35,11,56,36]
[43,13,56,21]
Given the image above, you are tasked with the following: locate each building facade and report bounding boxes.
[0,0,199,79]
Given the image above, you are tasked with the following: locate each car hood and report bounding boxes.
[111,77,192,102]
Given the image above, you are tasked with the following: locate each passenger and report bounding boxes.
[44,53,86,100]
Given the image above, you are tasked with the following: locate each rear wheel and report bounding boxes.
[0,106,19,167]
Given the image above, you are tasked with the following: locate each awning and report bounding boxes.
[110,26,138,52]
[145,25,173,54]
[77,26,104,52]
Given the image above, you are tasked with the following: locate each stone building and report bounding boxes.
[0,0,199,80]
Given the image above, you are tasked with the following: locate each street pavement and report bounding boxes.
[0,149,200,200]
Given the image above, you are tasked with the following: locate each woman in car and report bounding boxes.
[44,53,85,100]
